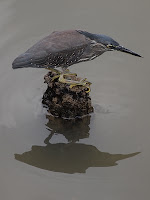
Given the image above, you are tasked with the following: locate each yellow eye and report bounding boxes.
[107,44,113,48]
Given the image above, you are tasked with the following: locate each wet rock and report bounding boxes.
[42,70,94,118]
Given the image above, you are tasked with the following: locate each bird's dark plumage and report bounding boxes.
[77,30,120,46]
[12,30,141,69]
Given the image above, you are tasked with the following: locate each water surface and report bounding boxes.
[0,0,150,199]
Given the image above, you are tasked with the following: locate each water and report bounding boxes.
[0,0,150,199]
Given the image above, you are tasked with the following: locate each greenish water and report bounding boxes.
[0,0,150,199]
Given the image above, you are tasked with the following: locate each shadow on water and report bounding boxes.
[15,115,140,174]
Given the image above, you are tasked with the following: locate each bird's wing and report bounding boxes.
[12,30,89,69]
[26,30,89,54]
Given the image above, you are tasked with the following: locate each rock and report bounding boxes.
[42,70,94,118]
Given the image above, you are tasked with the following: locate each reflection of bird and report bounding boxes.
[15,141,140,174]
[15,116,140,174]
[12,30,142,88]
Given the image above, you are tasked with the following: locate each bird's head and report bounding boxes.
[77,31,142,57]
[95,34,142,57]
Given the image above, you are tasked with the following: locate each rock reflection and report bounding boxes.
[15,115,140,174]
[45,115,90,142]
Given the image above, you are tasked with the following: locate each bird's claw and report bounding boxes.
[69,80,91,93]
[52,73,91,93]
[51,75,61,81]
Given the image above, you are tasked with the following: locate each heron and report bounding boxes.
[12,30,142,89]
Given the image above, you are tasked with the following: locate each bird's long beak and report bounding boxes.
[115,46,142,57]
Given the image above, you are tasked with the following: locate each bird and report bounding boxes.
[12,30,142,88]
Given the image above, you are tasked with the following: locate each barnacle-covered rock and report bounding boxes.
[42,70,94,118]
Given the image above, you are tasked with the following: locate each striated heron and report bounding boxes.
[12,30,142,89]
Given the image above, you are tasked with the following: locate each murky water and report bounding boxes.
[0,0,150,199]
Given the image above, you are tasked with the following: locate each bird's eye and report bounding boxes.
[106,44,114,48]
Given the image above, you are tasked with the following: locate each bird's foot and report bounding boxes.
[51,72,77,82]
[49,66,77,82]
[58,74,91,93]
[50,68,91,93]
[69,79,91,93]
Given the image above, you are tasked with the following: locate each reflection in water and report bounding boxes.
[15,115,140,174]
[45,115,90,142]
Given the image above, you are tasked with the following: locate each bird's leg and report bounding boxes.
[45,67,62,81]
[62,67,77,77]
[45,66,61,74]
[51,67,77,81]
[59,67,79,83]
